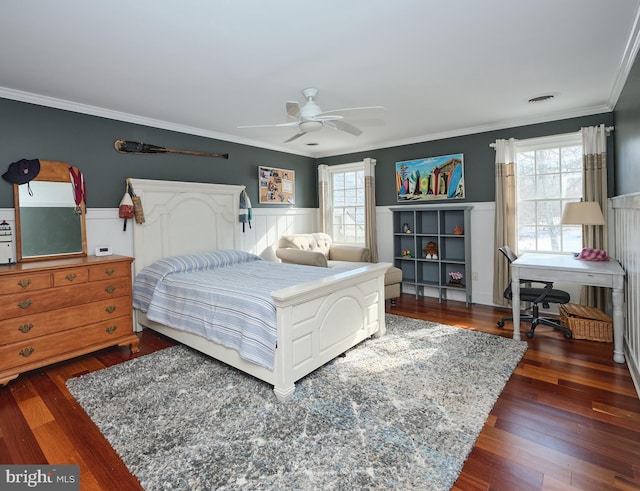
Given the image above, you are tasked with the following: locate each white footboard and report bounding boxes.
[136,263,387,401]
[270,263,387,400]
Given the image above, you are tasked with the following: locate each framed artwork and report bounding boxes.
[395,154,465,201]
[259,166,295,204]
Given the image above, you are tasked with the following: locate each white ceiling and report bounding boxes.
[1,0,639,158]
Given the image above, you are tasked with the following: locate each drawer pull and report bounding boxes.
[65,273,77,282]
[105,285,116,294]
[17,279,32,289]
[18,299,33,309]
[106,325,117,334]
[19,347,35,358]
[105,268,115,276]
[18,323,34,334]
[105,305,117,314]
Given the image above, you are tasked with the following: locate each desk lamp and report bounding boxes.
[561,200,605,256]
[561,200,605,226]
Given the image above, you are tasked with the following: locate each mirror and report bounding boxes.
[14,160,87,262]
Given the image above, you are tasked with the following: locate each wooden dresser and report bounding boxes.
[0,255,140,385]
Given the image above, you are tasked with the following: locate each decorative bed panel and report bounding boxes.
[129,178,387,401]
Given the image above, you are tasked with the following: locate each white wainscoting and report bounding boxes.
[1,203,495,305]
[610,193,640,397]
[0,208,136,260]
[0,203,580,309]
[239,207,318,258]
[0,209,17,262]
[0,207,318,262]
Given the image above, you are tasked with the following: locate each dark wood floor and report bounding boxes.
[1,295,639,490]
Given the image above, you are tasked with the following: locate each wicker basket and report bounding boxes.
[559,303,612,342]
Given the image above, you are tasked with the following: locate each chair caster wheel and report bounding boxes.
[497,321,504,328]
[526,331,534,338]
[564,332,573,339]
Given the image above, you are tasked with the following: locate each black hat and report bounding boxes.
[2,159,41,185]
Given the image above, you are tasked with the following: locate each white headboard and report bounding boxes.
[128,178,245,276]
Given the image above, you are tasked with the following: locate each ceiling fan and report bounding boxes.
[238,88,385,143]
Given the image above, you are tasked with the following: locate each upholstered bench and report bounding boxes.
[274,233,403,305]
[329,260,402,306]
[384,265,403,306]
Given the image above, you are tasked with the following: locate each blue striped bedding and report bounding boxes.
[133,250,338,370]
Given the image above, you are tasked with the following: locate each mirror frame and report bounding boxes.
[14,159,87,262]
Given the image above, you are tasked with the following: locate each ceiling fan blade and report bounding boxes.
[238,122,298,129]
[330,120,363,136]
[312,115,343,122]
[316,106,386,117]
[286,102,300,119]
[284,132,307,143]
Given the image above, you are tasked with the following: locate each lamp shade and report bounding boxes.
[561,201,605,225]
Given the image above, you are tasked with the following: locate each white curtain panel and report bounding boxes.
[492,138,518,306]
[364,158,378,263]
[581,124,608,250]
[580,124,609,309]
[317,164,329,234]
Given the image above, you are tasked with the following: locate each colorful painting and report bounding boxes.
[395,154,465,201]
[259,166,295,204]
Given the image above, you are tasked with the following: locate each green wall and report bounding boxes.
[1,97,616,210]
[320,112,614,207]
[613,49,640,197]
[0,98,317,208]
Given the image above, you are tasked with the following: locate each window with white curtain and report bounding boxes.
[515,132,583,253]
[326,162,365,245]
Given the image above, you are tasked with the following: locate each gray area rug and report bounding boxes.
[67,314,526,490]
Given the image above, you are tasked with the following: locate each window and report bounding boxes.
[515,132,583,253]
[326,162,365,245]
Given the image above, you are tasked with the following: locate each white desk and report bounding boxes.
[511,254,626,363]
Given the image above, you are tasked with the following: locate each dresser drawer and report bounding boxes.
[0,296,133,345]
[88,261,130,282]
[0,315,135,373]
[0,255,137,385]
[1,276,132,319]
[0,272,51,295]
[53,268,89,287]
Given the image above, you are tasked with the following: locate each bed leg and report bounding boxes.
[274,384,295,402]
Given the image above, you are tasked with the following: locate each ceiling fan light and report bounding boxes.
[299,121,323,133]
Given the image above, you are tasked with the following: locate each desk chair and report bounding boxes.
[497,246,573,339]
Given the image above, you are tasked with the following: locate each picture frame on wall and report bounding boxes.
[259,166,295,204]
[395,154,465,201]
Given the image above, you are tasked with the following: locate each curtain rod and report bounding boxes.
[488,126,614,148]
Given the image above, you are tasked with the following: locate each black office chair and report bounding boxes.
[497,246,573,339]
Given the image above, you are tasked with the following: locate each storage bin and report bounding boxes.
[559,303,612,342]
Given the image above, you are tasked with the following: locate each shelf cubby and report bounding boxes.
[390,205,472,306]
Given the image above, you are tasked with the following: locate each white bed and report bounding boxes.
[129,178,387,401]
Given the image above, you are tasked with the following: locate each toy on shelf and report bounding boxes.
[448,271,464,286]
[453,225,463,235]
[423,241,438,259]
[402,249,413,258]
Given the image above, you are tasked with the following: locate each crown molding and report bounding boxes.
[0,87,315,158]
[609,4,640,107]
[311,104,613,158]
[0,86,614,161]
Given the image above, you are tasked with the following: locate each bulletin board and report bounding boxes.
[258,166,295,204]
